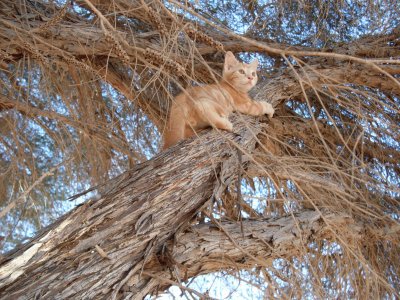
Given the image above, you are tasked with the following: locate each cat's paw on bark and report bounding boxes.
[262,102,275,118]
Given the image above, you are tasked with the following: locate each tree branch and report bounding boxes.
[129,210,363,297]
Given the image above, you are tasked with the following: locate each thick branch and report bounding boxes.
[0,116,262,299]
[255,64,400,107]
[132,211,362,296]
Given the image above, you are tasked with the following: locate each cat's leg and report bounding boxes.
[216,117,233,132]
[184,125,196,138]
[162,105,186,149]
[207,111,233,132]
[236,101,274,118]
[195,102,233,132]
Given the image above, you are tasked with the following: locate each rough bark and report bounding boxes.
[0,116,262,299]
[0,118,366,299]
[128,211,362,297]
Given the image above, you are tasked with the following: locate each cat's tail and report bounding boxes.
[162,104,186,150]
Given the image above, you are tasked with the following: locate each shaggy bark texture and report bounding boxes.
[130,211,361,297]
[0,115,364,299]
[0,117,264,299]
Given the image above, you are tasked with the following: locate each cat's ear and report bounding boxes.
[249,58,258,69]
[224,51,239,71]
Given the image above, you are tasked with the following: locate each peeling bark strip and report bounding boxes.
[0,117,261,299]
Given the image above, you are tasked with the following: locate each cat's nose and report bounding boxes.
[248,76,253,80]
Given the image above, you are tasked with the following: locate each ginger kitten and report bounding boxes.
[162,51,274,149]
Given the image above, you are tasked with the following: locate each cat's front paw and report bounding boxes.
[214,119,233,132]
[224,121,233,132]
[262,102,275,118]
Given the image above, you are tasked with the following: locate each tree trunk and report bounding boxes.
[0,109,371,298]
[0,113,371,299]
[0,115,365,299]
[0,117,263,299]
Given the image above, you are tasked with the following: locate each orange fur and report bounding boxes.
[162,51,274,149]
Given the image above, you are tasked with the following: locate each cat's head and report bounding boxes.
[222,51,258,92]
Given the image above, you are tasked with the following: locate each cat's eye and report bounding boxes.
[238,69,245,74]
[252,72,256,77]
